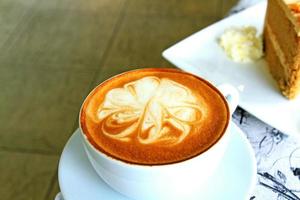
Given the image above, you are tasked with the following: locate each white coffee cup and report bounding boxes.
[79,81,239,200]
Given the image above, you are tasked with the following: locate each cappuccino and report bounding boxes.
[80,68,229,165]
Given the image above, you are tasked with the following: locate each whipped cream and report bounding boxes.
[219,26,263,63]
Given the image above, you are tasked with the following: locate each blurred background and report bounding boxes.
[0,0,237,199]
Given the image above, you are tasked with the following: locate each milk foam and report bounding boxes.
[98,76,205,145]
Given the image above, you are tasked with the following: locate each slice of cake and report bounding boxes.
[264,0,300,99]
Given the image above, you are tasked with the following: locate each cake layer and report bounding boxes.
[266,0,300,70]
[264,25,287,93]
[264,26,287,85]
[265,23,289,80]
[280,0,300,36]
[264,24,300,98]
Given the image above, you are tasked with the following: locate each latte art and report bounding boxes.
[81,68,229,165]
[98,76,205,145]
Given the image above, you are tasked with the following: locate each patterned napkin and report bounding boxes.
[230,1,300,199]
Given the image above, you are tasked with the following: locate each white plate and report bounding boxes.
[162,1,300,136]
[58,124,257,200]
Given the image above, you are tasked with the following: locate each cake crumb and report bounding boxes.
[218,26,263,63]
[289,3,300,13]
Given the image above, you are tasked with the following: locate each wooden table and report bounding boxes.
[0,0,237,199]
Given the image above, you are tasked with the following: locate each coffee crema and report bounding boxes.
[80,68,229,165]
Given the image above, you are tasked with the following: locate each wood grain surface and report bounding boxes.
[0,0,237,199]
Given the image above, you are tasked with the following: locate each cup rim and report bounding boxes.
[79,68,230,167]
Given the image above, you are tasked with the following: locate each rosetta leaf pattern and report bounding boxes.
[97,76,204,145]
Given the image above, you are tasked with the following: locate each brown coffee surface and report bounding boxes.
[80,68,229,165]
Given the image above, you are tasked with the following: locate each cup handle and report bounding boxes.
[217,84,239,115]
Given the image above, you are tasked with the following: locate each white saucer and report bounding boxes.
[58,123,257,200]
[162,1,300,136]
